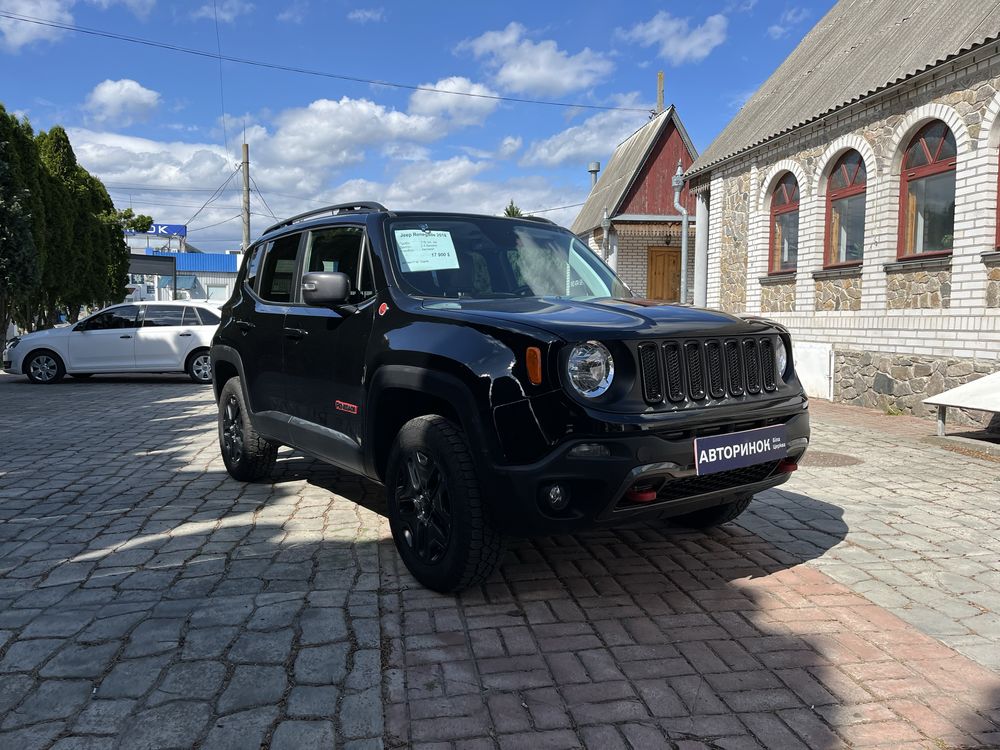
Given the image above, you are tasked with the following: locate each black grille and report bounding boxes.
[638,343,662,403]
[685,342,706,400]
[663,343,685,402]
[705,341,725,399]
[653,460,779,503]
[637,336,781,405]
[743,339,761,394]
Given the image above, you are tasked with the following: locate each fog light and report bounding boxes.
[568,443,611,458]
[546,484,569,510]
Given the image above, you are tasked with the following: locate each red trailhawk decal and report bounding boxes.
[335,400,359,415]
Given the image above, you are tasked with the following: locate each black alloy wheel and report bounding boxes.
[395,450,453,565]
[221,393,245,468]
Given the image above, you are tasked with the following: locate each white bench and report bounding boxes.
[922,371,1000,436]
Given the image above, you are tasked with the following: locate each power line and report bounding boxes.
[185,167,240,226]
[212,0,234,165]
[526,201,586,214]
[0,11,650,114]
[188,214,242,233]
[249,174,278,219]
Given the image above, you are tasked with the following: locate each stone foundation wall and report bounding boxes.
[834,349,999,427]
[885,268,952,309]
[719,173,750,313]
[815,276,861,311]
[760,279,795,312]
[988,265,1000,308]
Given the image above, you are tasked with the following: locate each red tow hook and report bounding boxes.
[625,488,658,503]
[777,459,798,473]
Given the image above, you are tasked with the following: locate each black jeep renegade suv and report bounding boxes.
[212,202,810,592]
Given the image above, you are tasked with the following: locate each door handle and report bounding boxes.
[119,335,132,339]
[178,332,192,337]
[283,327,308,340]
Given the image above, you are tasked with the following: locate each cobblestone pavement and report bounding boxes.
[1,374,999,749]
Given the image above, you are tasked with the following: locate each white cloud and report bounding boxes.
[522,94,649,168]
[192,0,253,23]
[347,7,383,23]
[767,7,810,39]
[276,0,306,23]
[0,0,73,52]
[459,22,613,96]
[408,76,499,127]
[87,0,155,17]
[498,136,521,159]
[618,11,728,66]
[84,78,161,127]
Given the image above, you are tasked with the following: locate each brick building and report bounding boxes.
[572,107,697,301]
[686,0,1000,425]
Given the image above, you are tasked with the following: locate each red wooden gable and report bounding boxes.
[617,120,697,217]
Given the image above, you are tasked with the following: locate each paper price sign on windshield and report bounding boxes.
[394,229,460,272]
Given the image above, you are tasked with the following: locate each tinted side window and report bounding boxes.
[301,226,374,302]
[181,307,200,326]
[245,242,267,290]
[141,305,184,327]
[83,305,139,330]
[258,234,301,303]
[195,307,220,325]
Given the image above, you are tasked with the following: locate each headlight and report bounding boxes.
[567,341,614,398]
[5,337,19,350]
[775,337,788,378]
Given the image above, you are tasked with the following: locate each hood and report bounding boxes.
[18,326,72,343]
[421,297,773,340]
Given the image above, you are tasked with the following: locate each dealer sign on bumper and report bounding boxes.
[694,425,788,476]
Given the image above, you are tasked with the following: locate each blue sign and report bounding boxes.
[694,425,787,476]
[127,223,187,237]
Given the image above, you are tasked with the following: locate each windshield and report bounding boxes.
[386,217,631,300]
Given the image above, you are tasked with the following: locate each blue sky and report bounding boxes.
[0,0,833,249]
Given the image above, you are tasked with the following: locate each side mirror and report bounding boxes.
[302,271,351,306]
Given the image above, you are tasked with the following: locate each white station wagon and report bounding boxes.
[2,301,221,384]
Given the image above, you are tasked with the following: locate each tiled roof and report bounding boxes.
[688,0,1000,176]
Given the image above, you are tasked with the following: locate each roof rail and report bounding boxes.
[521,215,557,225]
[263,202,387,236]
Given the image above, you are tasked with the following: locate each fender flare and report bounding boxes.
[210,344,252,407]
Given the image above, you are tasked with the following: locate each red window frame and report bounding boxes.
[824,151,866,269]
[769,173,799,274]
[897,121,957,260]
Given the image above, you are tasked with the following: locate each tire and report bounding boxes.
[24,350,66,384]
[186,349,213,384]
[70,373,93,379]
[218,377,277,481]
[386,415,505,592]
[672,494,753,529]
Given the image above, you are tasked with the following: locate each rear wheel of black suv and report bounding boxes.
[671,493,753,529]
[218,377,278,481]
[387,415,505,592]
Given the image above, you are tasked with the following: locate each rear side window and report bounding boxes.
[195,307,220,325]
[257,234,301,303]
[245,242,266,290]
[141,305,184,327]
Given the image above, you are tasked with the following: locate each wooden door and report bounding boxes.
[647,247,680,301]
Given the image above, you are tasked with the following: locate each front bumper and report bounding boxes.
[483,405,810,536]
[2,348,19,374]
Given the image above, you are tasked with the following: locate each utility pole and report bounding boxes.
[656,71,664,114]
[241,143,251,253]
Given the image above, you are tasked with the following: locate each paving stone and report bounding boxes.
[147,661,226,706]
[217,665,287,713]
[73,699,137,735]
[341,687,384,738]
[97,656,168,699]
[116,701,211,750]
[295,643,350,685]
[39,642,120,678]
[0,639,63,672]
[200,706,279,750]
[228,629,294,664]
[2,679,92,729]
[271,720,337,750]
[287,686,340,717]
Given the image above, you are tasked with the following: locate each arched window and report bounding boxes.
[899,121,956,257]
[825,151,866,266]
[769,173,799,273]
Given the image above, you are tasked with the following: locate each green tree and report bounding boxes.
[503,199,523,217]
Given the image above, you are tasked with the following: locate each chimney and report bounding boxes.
[588,161,601,187]
[656,71,664,114]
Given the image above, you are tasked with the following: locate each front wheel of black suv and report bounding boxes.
[387,415,505,593]
[671,493,753,529]
[218,377,278,481]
